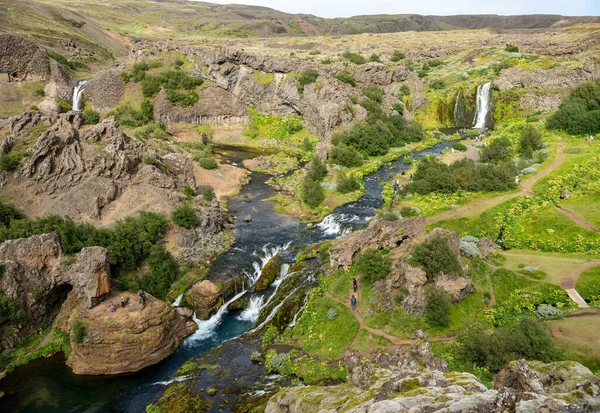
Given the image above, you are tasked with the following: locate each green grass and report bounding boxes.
[290,294,359,360]
[350,329,391,353]
[575,265,600,303]
[561,193,600,229]
[253,71,274,85]
[290,356,347,385]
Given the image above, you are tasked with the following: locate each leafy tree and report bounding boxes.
[336,171,360,193]
[412,236,462,279]
[547,81,600,135]
[362,86,384,103]
[197,157,218,170]
[519,125,543,159]
[306,157,327,182]
[301,177,325,208]
[425,288,451,328]
[329,145,364,167]
[354,249,391,282]
[71,320,87,344]
[140,244,179,299]
[0,202,24,227]
[480,137,513,164]
[171,205,198,229]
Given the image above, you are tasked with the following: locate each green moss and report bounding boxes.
[253,71,274,86]
[176,361,197,376]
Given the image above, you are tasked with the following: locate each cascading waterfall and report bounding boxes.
[288,292,309,327]
[249,287,301,334]
[184,290,247,345]
[473,82,491,129]
[171,293,184,307]
[317,213,359,236]
[453,90,464,126]
[72,80,88,111]
[236,296,265,322]
[271,263,290,288]
[243,242,292,286]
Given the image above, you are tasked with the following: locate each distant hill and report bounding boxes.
[0,0,598,62]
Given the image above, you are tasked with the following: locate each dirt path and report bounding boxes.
[426,140,566,225]
[555,206,600,234]
[559,259,600,289]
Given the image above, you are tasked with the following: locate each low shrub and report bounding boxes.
[171,205,198,229]
[0,154,23,173]
[459,238,479,258]
[327,308,338,320]
[0,293,26,324]
[342,51,366,65]
[70,320,87,344]
[33,87,46,97]
[197,157,218,170]
[535,304,563,319]
[354,249,391,282]
[336,72,357,87]
[336,171,361,194]
[519,125,544,159]
[391,50,405,62]
[297,69,319,93]
[301,177,325,208]
[266,351,291,374]
[306,157,328,182]
[82,107,100,125]
[378,211,401,221]
[362,86,384,103]
[412,236,463,279]
[505,44,519,53]
[430,79,445,90]
[452,142,467,152]
[400,206,420,217]
[140,244,179,299]
[425,288,451,328]
[369,54,381,63]
[201,188,215,202]
[329,145,364,167]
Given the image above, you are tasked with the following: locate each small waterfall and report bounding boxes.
[243,242,292,286]
[236,296,265,322]
[271,263,290,288]
[317,213,358,236]
[453,90,467,127]
[171,293,184,307]
[288,292,309,327]
[72,80,88,111]
[152,375,191,386]
[184,289,246,346]
[249,287,300,334]
[473,82,491,129]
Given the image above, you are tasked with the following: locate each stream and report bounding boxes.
[0,140,453,413]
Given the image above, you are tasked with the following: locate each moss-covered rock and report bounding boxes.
[251,254,284,293]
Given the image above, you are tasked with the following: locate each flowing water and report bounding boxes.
[72,80,88,112]
[473,82,491,129]
[0,140,453,413]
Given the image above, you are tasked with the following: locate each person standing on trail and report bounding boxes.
[138,290,147,307]
[351,295,357,311]
[352,278,358,293]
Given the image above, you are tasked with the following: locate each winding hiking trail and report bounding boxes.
[325,276,457,351]
[426,140,566,225]
[555,206,600,233]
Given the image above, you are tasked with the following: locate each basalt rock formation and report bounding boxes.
[265,331,600,413]
[0,232,110,352]
[183,279,223,320]
[67,292,197,375]
[0,33,51,82]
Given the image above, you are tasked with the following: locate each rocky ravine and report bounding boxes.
[266,331,600,413]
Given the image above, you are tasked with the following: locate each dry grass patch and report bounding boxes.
[548,315,600,359]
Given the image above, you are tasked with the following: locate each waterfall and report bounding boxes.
[72,80,88,111]
[317,213,358,236]
[243,242,292,286]
[171,293,184,307]
[473,82,491,129]
[248,287,300,334]
[288,292,309,327]
[236,296,265,322]
[271,263,290,288]
[184,289,247,346]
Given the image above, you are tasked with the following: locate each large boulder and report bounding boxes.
[183,280,223,319]
[352,62,394,85]
[83,70,126,112]
[0,233,110,351]
[250,254,283,292]
[67,292,197,375]
[329,217,426,270]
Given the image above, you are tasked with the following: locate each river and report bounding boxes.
[0,140,453,413]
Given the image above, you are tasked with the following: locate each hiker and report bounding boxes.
[110,302,116,313]
[138,290,147,306]
[515,175,520,184]
[451,147,455,154]
[120,295,126,308]
[350,295,357,311]
[392,181,399,195]
[352,278,358,293]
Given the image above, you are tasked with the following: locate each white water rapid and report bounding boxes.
[473,82,491,129]
[317,213,358,236]
[72,80,88,111]
[236,296,265,322]
[243,242,292,285]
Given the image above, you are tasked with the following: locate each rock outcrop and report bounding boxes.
[250,254,283,293]
[265,332,600,413]
[67,292,197,375]
[329,217,426,270]
[83,70,126,112]
[495,65,600,91]
[0,33,51,81]
[0,233,110,351]
[183,280,223,319]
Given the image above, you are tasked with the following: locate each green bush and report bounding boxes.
[362,86,384,103]
[336,171,360,194]
[342,51,366,65]
[141,244,179,299]
[301,177,325,208]
[197,157,218,170]
[46,51,87,71]
[82,107,100,125]
[166,89,199,106]
[505,44,519,53]
[452,142,468,152]
[458,317,556,373]
[0,154,23,173]
[368,54,381,63]
[0,293,26,325]
[519,125,544,159]
[398,85,411,97]
[111,101,153,128]
[122,62,150,83]
[134,122,170,140]
[429,79,446,90]
[329,145,364,167]
[70,320,87,344]
[201,188,215,202]
[183,186,195,199]
[306,157,327,182]
[547,81,600,135]
[353,249,391,282]
[171,205,198,229]
[30,105,40,112]
[480,137,513,164]
[0,202,25,227]
[425,288,451,328]
[33,87,46,97]
[336,72,357,87]
[391,51,405,62]
[321,58,332,64]
[412,236,462,279]
[297,69,319,93]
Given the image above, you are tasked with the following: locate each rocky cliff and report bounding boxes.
[265,331,600,413]
[67,292,197,375]
[0,232,110,351]
[0,33,51,82]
